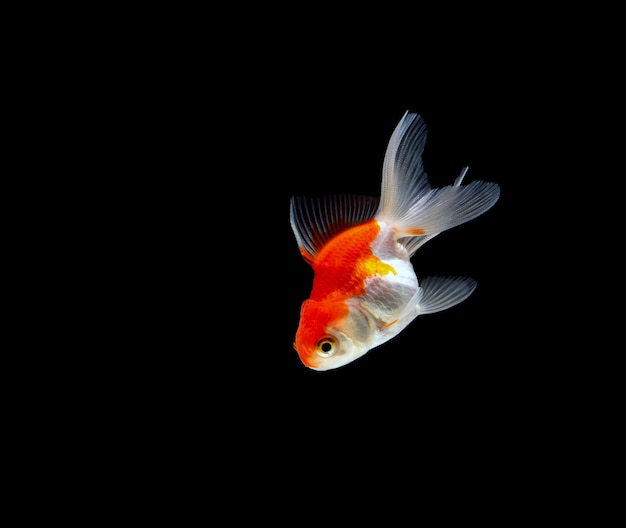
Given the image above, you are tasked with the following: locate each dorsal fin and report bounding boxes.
[289,194,380,264]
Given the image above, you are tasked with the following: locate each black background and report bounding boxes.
[75,16,618,515]
[124,80,573,426]
[111,53,587,411]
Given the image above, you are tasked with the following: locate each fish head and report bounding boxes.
[294,299,376,371]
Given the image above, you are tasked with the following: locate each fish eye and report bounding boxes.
[316,337,337,357]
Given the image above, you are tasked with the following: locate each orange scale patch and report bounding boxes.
[309,220,396,301]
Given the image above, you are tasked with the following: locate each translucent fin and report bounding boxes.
[417,276,477,315]
[376,112,500,256]
[379,111,432,219]
[392,177,501,236]
[371,276,477,348]
[289,194,380,264]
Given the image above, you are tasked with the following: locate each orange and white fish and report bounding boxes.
[290,111,501,371]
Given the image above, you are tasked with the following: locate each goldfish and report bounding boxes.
[289,111,501,371]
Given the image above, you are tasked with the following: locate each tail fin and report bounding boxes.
[376,112,501,256]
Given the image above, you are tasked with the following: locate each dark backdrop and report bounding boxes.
[90,32,608,511]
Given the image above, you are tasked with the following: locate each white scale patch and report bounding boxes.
[363,222,420,323]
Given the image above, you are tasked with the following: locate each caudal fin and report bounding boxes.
[376,112,500,256]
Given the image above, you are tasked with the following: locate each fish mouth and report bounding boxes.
[294,343,321,370]
[300,353,321,370]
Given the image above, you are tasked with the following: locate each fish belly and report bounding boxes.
[361,258,418,323]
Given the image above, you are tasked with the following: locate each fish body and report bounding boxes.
[290,112,500,371]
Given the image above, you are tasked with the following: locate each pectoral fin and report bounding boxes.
[375,276,477,343]
[417,276,477,314]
